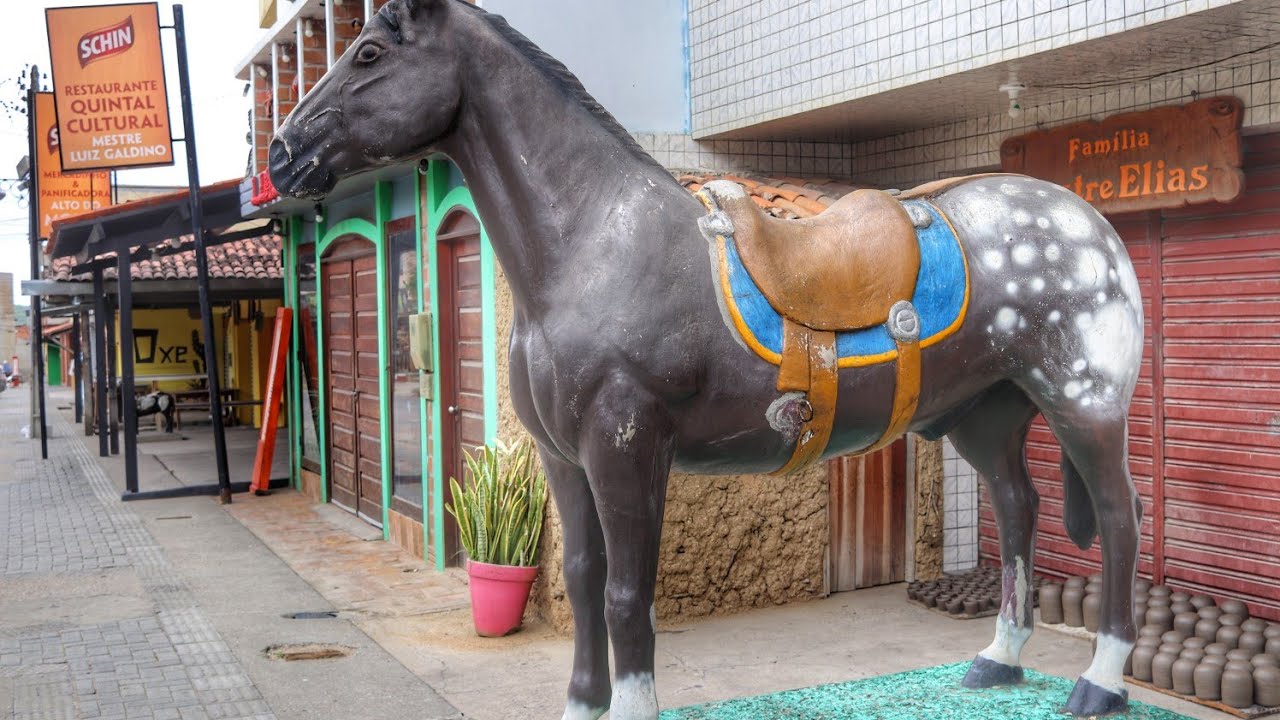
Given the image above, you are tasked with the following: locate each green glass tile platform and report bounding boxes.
[659,663,1192,720]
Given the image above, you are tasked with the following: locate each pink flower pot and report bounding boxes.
[467,560,539,637]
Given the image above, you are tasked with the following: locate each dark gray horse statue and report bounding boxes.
[268,1,1144,717]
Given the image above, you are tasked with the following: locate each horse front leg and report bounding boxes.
[580,385,673,720]
[539,447,611,720]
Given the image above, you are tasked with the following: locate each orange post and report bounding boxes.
[250,308,292,494]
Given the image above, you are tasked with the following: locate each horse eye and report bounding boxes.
[356,43,383,64]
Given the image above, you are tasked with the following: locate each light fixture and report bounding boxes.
[304,19,315,38]
[314,203,324,223]
[256,65,268,78]
[1000,82,1027,120]
[279,44,292,64]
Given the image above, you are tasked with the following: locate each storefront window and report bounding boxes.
[388,222,424,516]
[297,244,322,471]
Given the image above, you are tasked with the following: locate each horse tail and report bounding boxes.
[1061,455,1097,551]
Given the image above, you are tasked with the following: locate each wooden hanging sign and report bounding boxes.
[1000,96,1245,214]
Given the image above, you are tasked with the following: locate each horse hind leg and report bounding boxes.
[944,382,1041,689]
[538,448,611,720]
[1040,404,1140,716]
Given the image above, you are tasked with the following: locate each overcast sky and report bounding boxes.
[0,0,259,304]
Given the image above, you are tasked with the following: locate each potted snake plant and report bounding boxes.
[445,438,548,637]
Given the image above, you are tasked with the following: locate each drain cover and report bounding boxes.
[264,643,353,661]
[284,611,338,619]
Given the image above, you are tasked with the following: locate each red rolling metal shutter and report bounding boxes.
[1156,134,1280,619]
[979,133,1280,620]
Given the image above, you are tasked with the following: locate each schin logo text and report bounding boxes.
[47,124,59,154]
[78,16,135,68]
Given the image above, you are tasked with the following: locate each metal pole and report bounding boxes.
[72,312,82,423]
[106,298,118,455]
[174,4,232,503]
[93,270,109,456]
[26,66,48,459]
[117,252,138,494]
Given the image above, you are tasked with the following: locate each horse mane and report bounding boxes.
[450,0,667,172]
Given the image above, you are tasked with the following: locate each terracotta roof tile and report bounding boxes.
[675,171,875,221]
[47,234,282,283]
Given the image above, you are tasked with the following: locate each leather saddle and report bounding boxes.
[696,180,928,474]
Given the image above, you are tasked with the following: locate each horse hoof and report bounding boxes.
[962,655,1024,688]
[1064,677,1128,717]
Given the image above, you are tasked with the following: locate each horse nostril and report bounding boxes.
[267,138,292,179]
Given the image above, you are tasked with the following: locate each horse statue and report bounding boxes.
[269,1,1144,717]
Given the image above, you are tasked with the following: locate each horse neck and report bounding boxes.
[438,38,687,316]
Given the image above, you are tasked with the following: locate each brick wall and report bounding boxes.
[252,64,272,176]
[275,45,297,133]
[300,18,326,99]
[332,1,364,61]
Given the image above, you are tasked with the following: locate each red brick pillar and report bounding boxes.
[275,44,297,129]
[252,64,272,176]
[332,1,364,61]
[300,18,327,98]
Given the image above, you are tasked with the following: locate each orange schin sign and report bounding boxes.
[45,2,175,172]
[35,93,111,238]
[251,309,292,494]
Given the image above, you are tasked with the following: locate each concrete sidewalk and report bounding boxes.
[2,387,460,720]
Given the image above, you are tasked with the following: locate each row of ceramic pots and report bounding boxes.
[1126,628,1280,708]
[906,567,1044,617]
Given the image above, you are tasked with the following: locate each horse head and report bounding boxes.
[269,0,465,199]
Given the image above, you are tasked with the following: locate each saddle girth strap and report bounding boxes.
[771,302,923,475]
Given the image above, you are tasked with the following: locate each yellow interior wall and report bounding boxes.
[120,308,209,392]
[228,302,254,426]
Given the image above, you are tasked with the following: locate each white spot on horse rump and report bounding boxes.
[1075,312,1093,330]
[995,307,1019,332]
[1064,380,1084,399]
[1076,248,1109,288]
[1108,268,1119,282]
[1000,183,1022,196]
[1072,359,1087,372]
[1036,216,1051,229]
[1050,205,1094,240]
[1083,302,1142,380]
[1035,189,1049,197]
[1045,244,1062,262]
[1062,279,1075,291]
[1018,317,1027,329]
[1096,291,1107,303]
[1030,367,1048,383]
[612,674,658,720]
[1082,633,1137,695]
[1030,277,1046,292]
[1013,209,1033,226]
[1006,281,1018,296]
[1047,310,1061,323]
[982,249,1005,271]
[1012,244,1036,266]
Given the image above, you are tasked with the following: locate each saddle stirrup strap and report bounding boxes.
[771,301,923,475]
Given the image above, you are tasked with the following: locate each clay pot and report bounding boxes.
[1228,648,1255,663]
[1264,624,1280,640]
[1240,631,1266,656]
[921,591,938,606]
[1162,630,1188,645]
[1170,600,1194,616]
[1254,654,1279,669]
[1147,605,1174,634]
[1199,605,1224,622]
[1065,576,1087,590]
[1206,642,1230,657]
[1170,591,1190,604]
[1221,599,1249,620]
[1195,659,1224,701]
[1223,660,1254,708]
[1083,593,1101,633]
[1149,585,1172,599]
[964,598,981,616]
[1132,644,1158,682]
[1134,603,1149,630]
[1153,650,1179,689]
[1203,653,1229,667]
[1242,618,1268,635]
[1135,578,1152,594]
[1219,624,1244,650]
[1189,594,1214,610]
[1139,625,1164,640]
[947,598,964,615]
[1039,583,1064,624]
[1174,649,1204,695]
[1063,583,1086,628]
[1256,664,1280,708]
[1088,572,1103,585]
[1268,637,1280,657]
[1183,636,1209,652]
[1196,618,1222,643]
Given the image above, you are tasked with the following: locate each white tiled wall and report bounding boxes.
[943,438,981,573]
[687,0,1260,136]
[638,54,1280,185]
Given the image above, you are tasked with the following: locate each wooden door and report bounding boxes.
[322,237,384,527]
[828,439,907,591]
[437,212,486,565]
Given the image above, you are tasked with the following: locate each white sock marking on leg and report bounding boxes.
[610,673,658,720]
[561,702,607,720]
[978,616,1033,666]
[1081,632,1133,695]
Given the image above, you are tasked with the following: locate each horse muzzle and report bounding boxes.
[268,136,337,200]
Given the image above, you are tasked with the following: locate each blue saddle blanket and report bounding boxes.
[718,199,969,367]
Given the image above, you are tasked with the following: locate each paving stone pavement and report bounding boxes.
[0,392,277,720]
